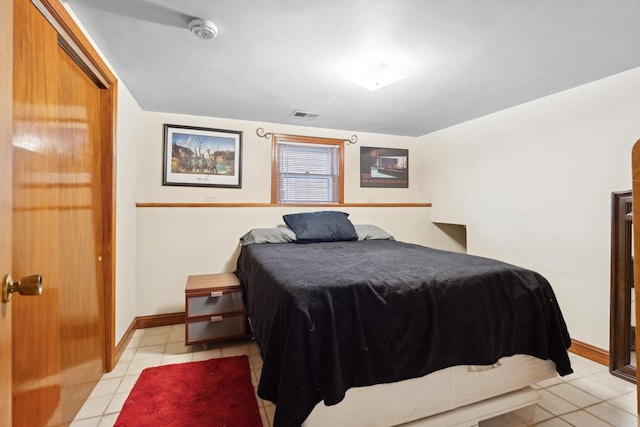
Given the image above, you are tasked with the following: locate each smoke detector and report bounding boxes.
[189,19,218,40]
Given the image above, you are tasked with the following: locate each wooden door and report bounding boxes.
[0,1,14,426]
[13,2,63,422]
[11,0,115,425]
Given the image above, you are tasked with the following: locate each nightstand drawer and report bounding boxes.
[186,315,245,343]
[187,290,244,316]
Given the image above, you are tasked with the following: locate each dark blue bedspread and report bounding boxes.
[235,240,572,427]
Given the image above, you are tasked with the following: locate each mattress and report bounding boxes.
[302,354,556,427]
[235,239,572,427]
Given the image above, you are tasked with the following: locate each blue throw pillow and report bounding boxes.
[283,211,358,243]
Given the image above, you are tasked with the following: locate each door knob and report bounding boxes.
[2,274,42,302]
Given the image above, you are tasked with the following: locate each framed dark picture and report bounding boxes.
[163,124,242,188]
[360,146,408,188]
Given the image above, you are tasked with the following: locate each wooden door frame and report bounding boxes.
[0,0,14,425]
[31,0,119,371]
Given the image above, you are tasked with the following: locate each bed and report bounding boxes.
[235,212,573,427]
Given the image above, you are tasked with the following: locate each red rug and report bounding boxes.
[114,355,262,427]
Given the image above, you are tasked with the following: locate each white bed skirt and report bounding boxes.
[302,355,557,427]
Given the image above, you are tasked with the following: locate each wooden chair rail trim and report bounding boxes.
[136,202,431,208]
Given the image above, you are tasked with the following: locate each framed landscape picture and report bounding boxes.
[163,124,242,188]
[360,146,408,188]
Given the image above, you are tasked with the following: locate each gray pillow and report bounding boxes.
[240,227,296,246]
[283,211,358,243]
[354,224,395,241]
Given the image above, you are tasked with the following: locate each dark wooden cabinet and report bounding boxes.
[610,190,635,383]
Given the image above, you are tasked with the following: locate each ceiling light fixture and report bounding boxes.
[349,62,406,91]
[189,19,218,40]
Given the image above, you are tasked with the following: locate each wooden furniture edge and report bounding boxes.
[631,138,640,413]
[136,202,432,208]
[184,272,248,346]
[569,339,608,366]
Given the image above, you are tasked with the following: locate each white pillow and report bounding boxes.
[353,224,395,241]
[239,227,296,246]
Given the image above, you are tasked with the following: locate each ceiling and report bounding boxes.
[64,0,640,137]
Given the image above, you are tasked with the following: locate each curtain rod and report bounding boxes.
[256,127,358,145]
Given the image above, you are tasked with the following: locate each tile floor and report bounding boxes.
[71,325,638,427]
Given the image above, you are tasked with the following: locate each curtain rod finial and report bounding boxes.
[256,127,273,139]
[256,127,357,145]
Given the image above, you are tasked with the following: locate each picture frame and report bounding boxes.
[360,146,408,188]
[163,124,242,188]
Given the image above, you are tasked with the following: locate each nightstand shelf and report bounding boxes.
[184,273,248,346]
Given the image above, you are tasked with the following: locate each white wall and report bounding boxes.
[135,112,464,316]
[62,0,640,357]
[422,67,640,350]
[114,84,142,342]
[138,113,427,204]
[136,206,462,315]
[62,0,465,347]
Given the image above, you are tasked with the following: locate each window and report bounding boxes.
[272,134,344,204]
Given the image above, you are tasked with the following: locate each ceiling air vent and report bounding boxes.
[290,110,320,119]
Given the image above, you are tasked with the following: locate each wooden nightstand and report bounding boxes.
[184,273,248,346]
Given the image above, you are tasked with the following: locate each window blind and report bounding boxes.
[275,140,340,204]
